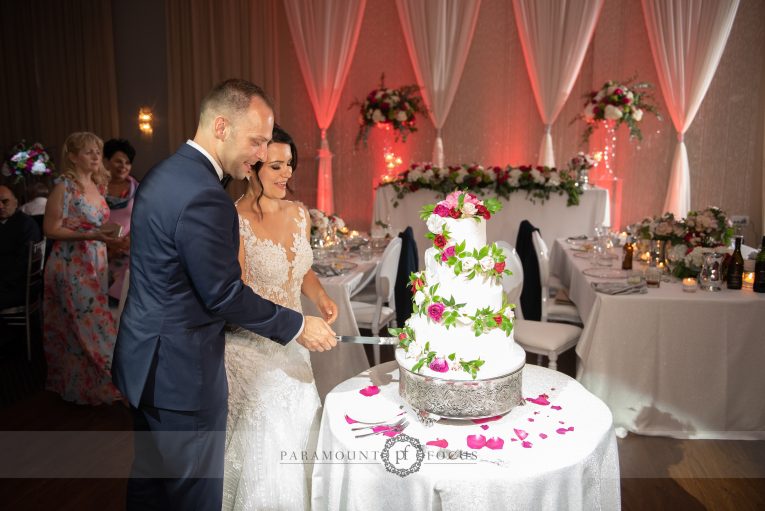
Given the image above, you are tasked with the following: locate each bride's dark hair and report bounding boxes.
[250,123,298,216]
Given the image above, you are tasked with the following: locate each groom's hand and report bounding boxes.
[297,316,337,352]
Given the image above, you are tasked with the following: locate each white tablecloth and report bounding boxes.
[302,255,377,400]
[312,362,620,510]
[550,239,765,439]
[373,186,609,267]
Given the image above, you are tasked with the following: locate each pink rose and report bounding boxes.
[433,204,450,217]
[429,357,449,372]
[427,303,446,322]
[443,246,456,259]
[494,261,505,273]
[433,234,447,248]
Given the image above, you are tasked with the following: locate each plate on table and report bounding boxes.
[582,267,630,279]
[312,260,358,277]
[574,251,618,260]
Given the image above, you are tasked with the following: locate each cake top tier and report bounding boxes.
[422,191,502,250]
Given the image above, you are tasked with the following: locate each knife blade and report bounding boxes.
[336,335,399,345]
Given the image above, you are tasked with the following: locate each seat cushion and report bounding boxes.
[513,319,582,352]
[547,302,582,323]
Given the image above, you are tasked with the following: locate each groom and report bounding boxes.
[112,79,337,510]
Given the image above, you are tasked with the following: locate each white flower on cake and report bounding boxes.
[461,202,477,216]
[414,291,425,306]
[426,214,446,234]
[462,257,477,271]
[479,256,495,272]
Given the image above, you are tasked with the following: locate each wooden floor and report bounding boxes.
[1,336,763,510]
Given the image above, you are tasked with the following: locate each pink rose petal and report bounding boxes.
[522,441,533,448]
[372,425,392,433]
[526,394,550,406]
[551,405,562,410]
[510,438,518,442]
[345,415,358,424]
[527,418,535,422]
[539,433,548,439]
[471,415,502,424]
[556,426,575,435]
[426,439,449,448]
[480,424,489,430]
[485,437,504,450]
[534,411,540,415]
[467,434,487,449]
[382,430,399,437]
[513,428,529,441]
[359,385,379,397]
[559,421,565,424]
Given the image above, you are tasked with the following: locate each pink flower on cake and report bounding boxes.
[476,204,490,220]
[441,245,456,262]
[429,357,449,372]
[448,208,460,219]
[427,303,446,322]
[433,234,447,248]
[494,261,505,273]
[433,204,450,218]
[493,315,503,326]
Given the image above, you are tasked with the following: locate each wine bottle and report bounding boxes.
[753,236,765,293]
[622,237,634,270]
[726,236,744,290]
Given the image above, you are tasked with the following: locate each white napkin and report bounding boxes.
[591,282,648,295]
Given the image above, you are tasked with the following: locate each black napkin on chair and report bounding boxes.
[394,227,418,326]
[516,220,542,321]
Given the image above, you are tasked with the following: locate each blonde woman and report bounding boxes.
[43,131,122,405]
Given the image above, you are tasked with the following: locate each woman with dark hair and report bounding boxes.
[223,125,337,510]
[43,132,122,405]
[103,138,137,304]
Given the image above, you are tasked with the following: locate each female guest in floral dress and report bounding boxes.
[43,132,122,405]
[103,138,137,304]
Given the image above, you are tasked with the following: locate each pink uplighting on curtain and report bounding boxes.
[283,0,367,213]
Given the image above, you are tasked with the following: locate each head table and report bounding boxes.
[550,239,765,439]
[373,186,609,267]
[311,361,620,511]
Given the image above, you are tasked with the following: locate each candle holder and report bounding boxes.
[682,277,698,293]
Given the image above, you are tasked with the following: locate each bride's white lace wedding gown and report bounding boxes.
[223,205,321,511]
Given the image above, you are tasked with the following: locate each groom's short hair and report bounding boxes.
[199,79,274,125]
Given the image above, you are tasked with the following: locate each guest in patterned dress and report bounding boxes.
[103,138,138,305]
[43,132,123,405]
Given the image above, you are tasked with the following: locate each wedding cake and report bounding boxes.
[393,191,526,390]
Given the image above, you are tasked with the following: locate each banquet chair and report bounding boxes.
[498,241,582,371]
[350,237,402,366]
[115,268,130,330]
[531,231,582,326]
[0,239,46,361]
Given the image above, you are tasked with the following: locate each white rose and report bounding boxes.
[426,214,446,234]
[604,104,623,120]
[485,170,496,182]
[372,109,385,123]
[31,160,47,175]
[509,168,522,186]
[422,169,434,181]
[375,90,384,100]
[461,202,477,216]
[594,90,605,101]
[607,85,618,95]
[632,108,643,122]
[395,111,408,122]
[545,172,560,187]
[407,169,423,182]
[462,257,477,271]
[414,291,425,306]
[530,168,544,184]
[10,151,27,162]
[406,340,424,360]
[584,103,595,119]
[454,168,468,183]
[480,256,495,272]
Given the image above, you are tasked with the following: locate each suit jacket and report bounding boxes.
[394,226,418,326]
[516,220,542,321]
[112,144,303,411]
[0,210,42,308]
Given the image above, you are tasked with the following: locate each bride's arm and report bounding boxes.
[299,205,338,325]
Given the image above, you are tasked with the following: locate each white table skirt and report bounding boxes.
[312,362,620,510]
[373,186,609,267]
[550,239,765,439]
[302,255,377,400]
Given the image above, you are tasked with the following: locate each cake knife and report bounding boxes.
[336,335,399,345]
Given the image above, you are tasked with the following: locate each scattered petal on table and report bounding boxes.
[372,425,392,433]
[551,405,562,411]
[527,418,535,422]
[345,415,358,424]
[539,433,548,439]
[510,438,518,442]
[467,434,487,449]
[359,385,380,397]
[522,441,533,448]
[525,394,550,406]
[513,428,529,441]
[556,426,575,435]
[426,439,449,448]
[480,424,489,431]
[382,430,399,437]
[471,415,502,424]
[486,437,505,450]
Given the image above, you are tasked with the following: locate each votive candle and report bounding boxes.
[682,277,697,293]
[743,271,755,289]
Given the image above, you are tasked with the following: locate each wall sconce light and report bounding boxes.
[138,108,153,136]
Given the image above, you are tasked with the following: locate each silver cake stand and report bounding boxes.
[398,363,525,424]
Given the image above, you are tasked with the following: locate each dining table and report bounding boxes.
[302,249,379,400]
[311,361,620,510]
[550,239,765,439]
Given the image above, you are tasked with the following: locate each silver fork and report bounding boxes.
[351,417,406,431]
[354,419,409,438]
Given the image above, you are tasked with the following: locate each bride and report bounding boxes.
[223,125,338,510]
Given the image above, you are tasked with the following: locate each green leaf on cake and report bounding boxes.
[448,353,456,361]
[484,198,502,214]
[420,204,435,220]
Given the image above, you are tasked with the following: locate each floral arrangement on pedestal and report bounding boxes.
[578,78,660,144]
[2,141,56,183]
[380,161,580,207]
[351,74,427,147]
[633,207,734,278]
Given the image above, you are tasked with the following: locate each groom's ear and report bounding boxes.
[213,116,228,141]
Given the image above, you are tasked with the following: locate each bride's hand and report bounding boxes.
[317,295,338,325]
[296,316,337,352]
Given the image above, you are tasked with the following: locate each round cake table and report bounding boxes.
[311,362,620,510]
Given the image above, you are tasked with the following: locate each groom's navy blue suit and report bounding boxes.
[113,143,303,510]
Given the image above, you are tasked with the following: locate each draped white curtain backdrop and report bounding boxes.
[512,0,604,167]
[641,0,739,217]
[395,0,481,168]
[283,0,367,213]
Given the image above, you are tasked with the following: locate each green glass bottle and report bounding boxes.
[753,236,765,293]
[726,236,744,290]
